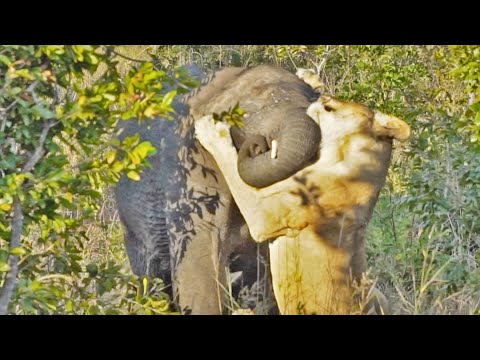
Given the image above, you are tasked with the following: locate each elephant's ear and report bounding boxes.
[372,111,411,142]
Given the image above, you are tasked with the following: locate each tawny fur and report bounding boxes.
[296,68,325,93]
[195,85,410,315]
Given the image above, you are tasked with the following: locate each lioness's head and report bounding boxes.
[307,95,411,143]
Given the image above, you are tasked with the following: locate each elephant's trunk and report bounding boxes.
[237,108,321,188]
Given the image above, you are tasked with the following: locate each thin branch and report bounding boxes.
[0,197,23,314]
[286,49,298,70]
[0,119,55,315]
[1,81,39,132]
[107,47,194,94]
[311,45,332,75]
[111,47,197,95]
[109,48,148,63]
[26,81,40,104]
[0,101,15,133]
[1,99,18,116]
[23,120,57,172]
[389,192,398,244]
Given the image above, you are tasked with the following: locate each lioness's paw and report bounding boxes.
[295,68,312,80]
[194,115,233,153]
[194,115,216,143]
[296,68,324,93]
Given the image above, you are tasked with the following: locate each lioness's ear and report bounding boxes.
[373,112,411,142]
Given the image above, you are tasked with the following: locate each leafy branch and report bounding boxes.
[0,45,189,314]
[212,102,246,127]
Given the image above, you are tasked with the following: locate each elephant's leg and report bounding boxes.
[229,241,263,296]
[174,230,226,315]
[229,240,278,314]
[173,200,277,315]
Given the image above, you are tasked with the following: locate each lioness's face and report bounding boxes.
[307,95,411,142]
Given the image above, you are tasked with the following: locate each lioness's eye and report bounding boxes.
[324,105,334,112]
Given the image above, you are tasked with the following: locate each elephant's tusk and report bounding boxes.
[271,140,278,159]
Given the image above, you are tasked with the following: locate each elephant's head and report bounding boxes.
[189,65,321,189]
[231,106,321,188]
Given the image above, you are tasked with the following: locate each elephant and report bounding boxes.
[194,75,411,314]
[114,65,321,314]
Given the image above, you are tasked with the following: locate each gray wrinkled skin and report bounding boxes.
[114,65,319,314]
[191,65,321,188]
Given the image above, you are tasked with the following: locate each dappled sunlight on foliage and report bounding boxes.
[0,45,196,314]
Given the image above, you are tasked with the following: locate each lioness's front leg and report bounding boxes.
[195,115,300,242]
[194,116,265,239]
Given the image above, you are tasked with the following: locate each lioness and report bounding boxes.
[194,79,410,314]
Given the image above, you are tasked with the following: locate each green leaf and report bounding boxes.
[128,151,141,165]
[86,263,99,277]
[66,300,74,313]
[14,68,34,80]
[0,54,12,66]
[135,141,157,158]
[47,170,65,182]
[470,102,480,113]
[0,203,12,212]
[103,93,116,101]
[30,280,43,291]
[32,104,56,119]
[10,247,26,256]
[59,198,77,211]
[162,90,177,107]
[0,262,11,272]
[144,105,157,118]
[111,162,124,173]
[106,150,117,165]
[127,171,141,181]
[142,277,149,296]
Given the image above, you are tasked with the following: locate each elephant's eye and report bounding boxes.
[324,105,334,112]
